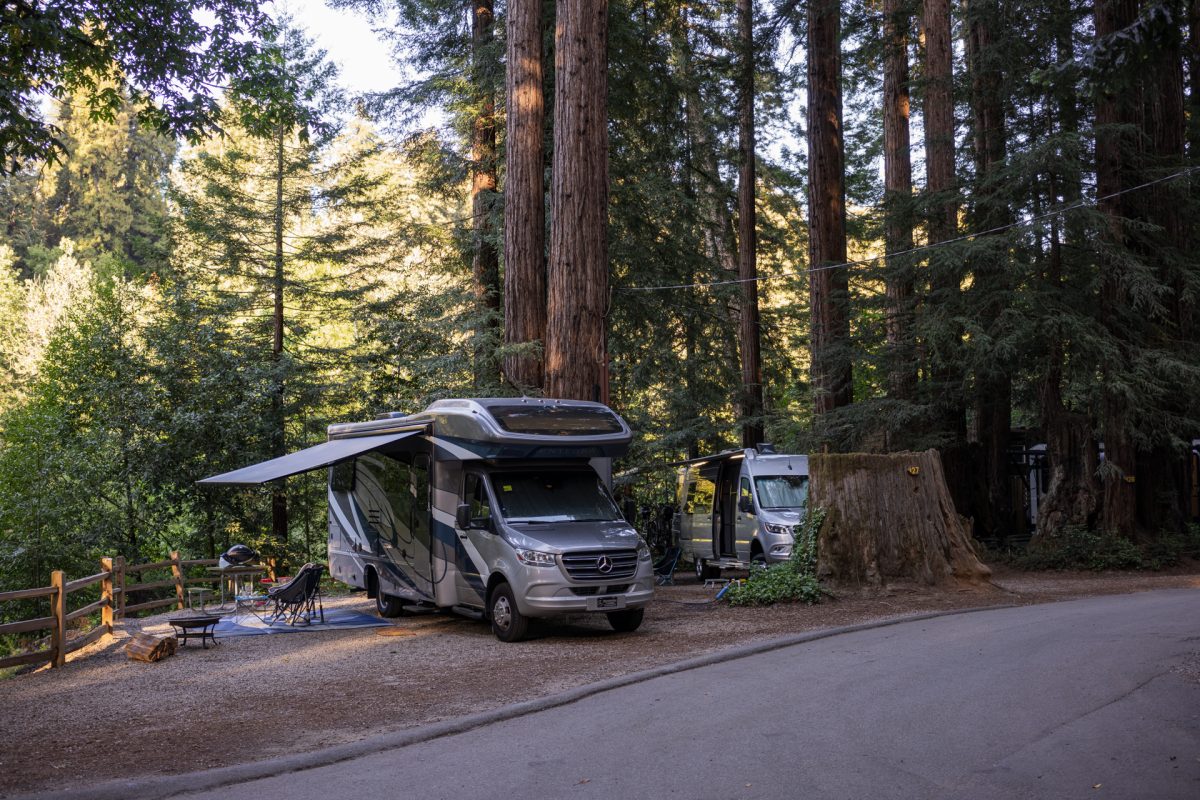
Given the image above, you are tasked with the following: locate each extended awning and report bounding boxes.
[198,431,421,486]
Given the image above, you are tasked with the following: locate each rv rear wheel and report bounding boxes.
[376,590,405,618]
[607,608,644,633]
[489,582,529,642]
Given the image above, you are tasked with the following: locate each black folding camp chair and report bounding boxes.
[653,547,681,586]
[266,563,325,625]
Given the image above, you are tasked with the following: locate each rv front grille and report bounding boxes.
[561,549,638,581]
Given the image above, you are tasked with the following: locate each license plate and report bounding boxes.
[589,595,625,611]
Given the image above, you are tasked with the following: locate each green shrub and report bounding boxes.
[1017,526,1146,571]
[725,507,825,607]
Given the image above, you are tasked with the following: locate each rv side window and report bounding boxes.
[331,459,356,492]
[683,481,697,514]
[465,473,492,522]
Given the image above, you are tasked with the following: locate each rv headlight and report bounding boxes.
[515,548,558,567]
[637,539,652,561]
[763,522,794,536]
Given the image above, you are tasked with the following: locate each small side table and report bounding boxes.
[168,616,220,648]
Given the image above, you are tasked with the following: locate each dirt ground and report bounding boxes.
[2,565,1198,797]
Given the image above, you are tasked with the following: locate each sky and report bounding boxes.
[281,0,403,96]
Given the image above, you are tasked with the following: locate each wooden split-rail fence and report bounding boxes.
[0,553,220,672]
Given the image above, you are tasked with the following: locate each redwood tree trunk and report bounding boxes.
[807,0,853,425]
[1137,18,1190,534]
[922,0,964,444]
[737,0,764,448]
[965,0,1013,542]
[545,0,609,402]
[882,0,916,405]
[810,451,992,586]
[1095,0,1139,536]
[472,0,500,390]
[503,0,546,391]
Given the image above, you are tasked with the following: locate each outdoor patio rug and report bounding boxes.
[214,608,391,637]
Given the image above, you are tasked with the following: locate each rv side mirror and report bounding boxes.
[455,504,472,530]
[738,496,753,514]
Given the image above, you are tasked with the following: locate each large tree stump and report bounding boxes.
[124,633,177,663]
[811,450,991,586]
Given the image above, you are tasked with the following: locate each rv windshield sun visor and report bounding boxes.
[197,431,420,486]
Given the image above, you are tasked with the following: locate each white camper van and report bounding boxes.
[675,446,809,579]
[200,398,654,641]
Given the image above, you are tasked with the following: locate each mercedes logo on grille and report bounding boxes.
[596,555,613,574]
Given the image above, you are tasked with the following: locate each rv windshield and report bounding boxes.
[754,475,809,510]
[491,471,623,523]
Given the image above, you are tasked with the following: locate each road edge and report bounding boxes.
[18,603,1017,800]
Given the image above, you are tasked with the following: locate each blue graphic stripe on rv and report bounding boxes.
[330,488,426,597]
[431,518,486,593]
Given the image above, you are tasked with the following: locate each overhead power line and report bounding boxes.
[619,165,1200,293]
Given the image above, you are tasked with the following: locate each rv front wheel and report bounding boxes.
[489,582,529,642]
[607,608,644,633]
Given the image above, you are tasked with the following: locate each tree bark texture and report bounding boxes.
[922,0,956,246]
[1189,0,1200,155]
[471,0,500,390]
[882,0,916,403]
[737,0,764,448]
[965,0,1013,543]
[1137,18,1190,534]
[807,0,853,423]
[810,451,992,586]
[503,0,546,392]
[545,0,609,402]
[1095,0,1140,536]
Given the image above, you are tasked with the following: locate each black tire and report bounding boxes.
[750,551,767,573]
[695,559,720,581]
[607,607,644,633]
[376,589,405,618]
[489,582,529,642]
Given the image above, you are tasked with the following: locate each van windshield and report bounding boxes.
[754,475,809,510]
[491,471,623,523]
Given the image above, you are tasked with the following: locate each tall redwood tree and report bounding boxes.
[545,0,610,402]
[503,0,547,392]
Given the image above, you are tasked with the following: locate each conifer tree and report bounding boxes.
[175,24,389,562]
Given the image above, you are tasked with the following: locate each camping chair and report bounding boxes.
[265,563,325,625]
[653,546,681,586]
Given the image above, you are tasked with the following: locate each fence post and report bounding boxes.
[171,550,184,611]
[100,557,114,634]
[50,570,66,668]
[114,556,126,620]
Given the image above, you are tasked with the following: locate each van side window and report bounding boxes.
[683,481,697,514]
[465,473,491,522]
[691,477,715,515]
[739,477,754,514]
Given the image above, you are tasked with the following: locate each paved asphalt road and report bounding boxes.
[178,590,1200,800]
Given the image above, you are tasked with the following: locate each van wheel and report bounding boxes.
[695,559,720,581]
[607,608,644,633]
[489,582,529,642]
[376,590,405,618]
[750,551,767,573]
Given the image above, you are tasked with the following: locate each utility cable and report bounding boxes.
[619,165,1200,293]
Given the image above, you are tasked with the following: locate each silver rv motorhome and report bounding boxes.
[675,447,809,580]
[200,398,654,641]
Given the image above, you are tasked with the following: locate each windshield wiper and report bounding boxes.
[505,518,553,524]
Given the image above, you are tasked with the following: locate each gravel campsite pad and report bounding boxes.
[1,567,1198,796]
